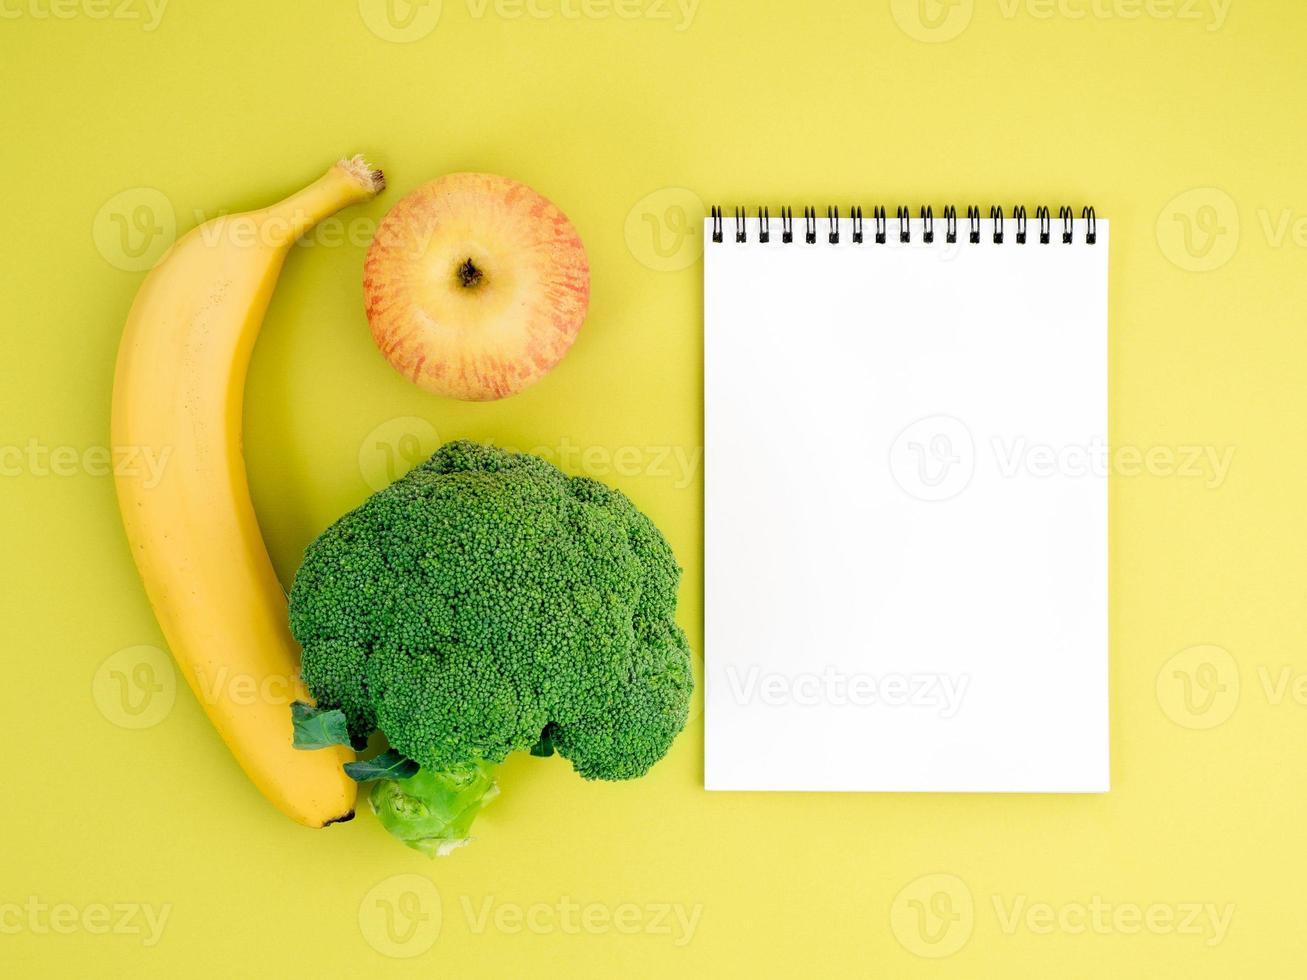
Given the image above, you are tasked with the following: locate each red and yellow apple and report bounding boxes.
[363,172,590,401]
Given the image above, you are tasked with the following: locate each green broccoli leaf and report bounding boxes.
[290,701,351,750]
[344,749,421,782]
[529,727,556,757]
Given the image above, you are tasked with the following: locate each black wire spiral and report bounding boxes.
[709,205,1097,244]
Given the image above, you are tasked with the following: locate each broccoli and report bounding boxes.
[288,440,693,855]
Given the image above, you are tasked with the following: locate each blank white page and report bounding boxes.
[704,215,1109,792]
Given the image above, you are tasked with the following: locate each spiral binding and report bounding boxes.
[709,205,1097,245]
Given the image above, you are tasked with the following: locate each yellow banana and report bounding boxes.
[112,157,384,827]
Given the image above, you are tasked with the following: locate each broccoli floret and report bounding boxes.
[289,440,693,853]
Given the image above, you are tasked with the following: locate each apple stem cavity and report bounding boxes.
[457,258,484,289]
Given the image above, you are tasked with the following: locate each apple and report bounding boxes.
[363,172,590,401]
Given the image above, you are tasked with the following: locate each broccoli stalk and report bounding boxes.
[288,441,693,855]
[360,726,559,854]
[370,762,500,857]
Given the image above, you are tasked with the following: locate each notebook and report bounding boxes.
[704,206,1109,793]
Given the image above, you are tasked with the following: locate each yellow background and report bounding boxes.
[0,0,1299,975]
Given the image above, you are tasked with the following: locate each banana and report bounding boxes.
[111,157,385,827]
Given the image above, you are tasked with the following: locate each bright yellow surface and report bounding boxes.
[0,1,1298,975]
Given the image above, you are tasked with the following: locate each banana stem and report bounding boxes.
[256,156,385,249]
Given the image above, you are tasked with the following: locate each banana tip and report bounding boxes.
[322,809,356,827]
